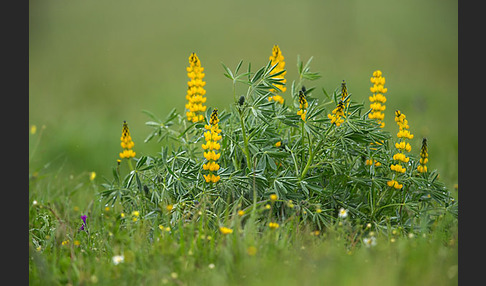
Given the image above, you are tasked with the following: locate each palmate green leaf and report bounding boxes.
[273,176,298,196]
[142,109,162,122]
[135,171,143,192]
[221,62,234,80]
[251,66,266,84]
[125,171,136,188]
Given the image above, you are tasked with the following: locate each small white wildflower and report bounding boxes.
[338,208,348,218]
[363,236,377,247]
[32,200,38,206]
[112,255,124,265]
[208,263,215,269]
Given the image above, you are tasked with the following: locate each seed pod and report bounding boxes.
[238,95,245,106]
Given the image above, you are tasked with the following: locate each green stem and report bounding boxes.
[300,124,333,180]
[237,108,252,171]
[128,159,134,171]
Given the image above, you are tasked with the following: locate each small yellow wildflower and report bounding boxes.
[269,194,278,201]
[159,225,171,232]
[287,200,294,208]
[264,204,271,210]
[219,226,233,235]
[61,240,69,246]
[166,204,174,212]
[247,246,258,256]
[89,172,96,181]
[74,240,81,246]
[31,125,37,134]
[238,210,245,216]
[275,141,282,147]
[269,222,280,229]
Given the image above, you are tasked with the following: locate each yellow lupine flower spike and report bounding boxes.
[203,108,222,183]
[297,90,308,121]
[268,45,286,104]
[185,52,207,123]
[327,81,350,127]
[119,121,136,159]
[368,70,387,128]
[417,138,428,173]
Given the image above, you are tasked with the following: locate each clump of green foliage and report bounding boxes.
[100,53,457,238]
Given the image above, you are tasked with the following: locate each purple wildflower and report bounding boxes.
[79,215,88,232]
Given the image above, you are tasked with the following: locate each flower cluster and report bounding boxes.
[119,121,136,159]
[203,109,222,183]
[417,138,428,173]
[365,159,381,167]
[219,226,233,235]
[267,45,286,104]
[297,90,308,121]
[185,52,207,123]
[268,222,280,229]
[368,70,387,128]
[327,81,349,127]
[395,110,414,140]
[387,110,414,189]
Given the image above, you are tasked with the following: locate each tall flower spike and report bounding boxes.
[327,81,350,127]
[387,110,414,189]
[340,80,349,107]
[417,138,428,173]
[185,52,207,123]
[119,121,136,159]
[297,90,308,121]
[202,108,222,183]
[368,70,387,128]
[267,45,286,104]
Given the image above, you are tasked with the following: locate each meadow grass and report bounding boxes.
[29,165,457,286]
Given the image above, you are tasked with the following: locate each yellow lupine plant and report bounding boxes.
[203,109,222,183]
[185,52,207,123]
[119,121,136,159]
[267,45,286,104]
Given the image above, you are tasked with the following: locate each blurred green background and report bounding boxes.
[29,0,457,188]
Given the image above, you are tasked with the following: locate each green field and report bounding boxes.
[29,1,458,285]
